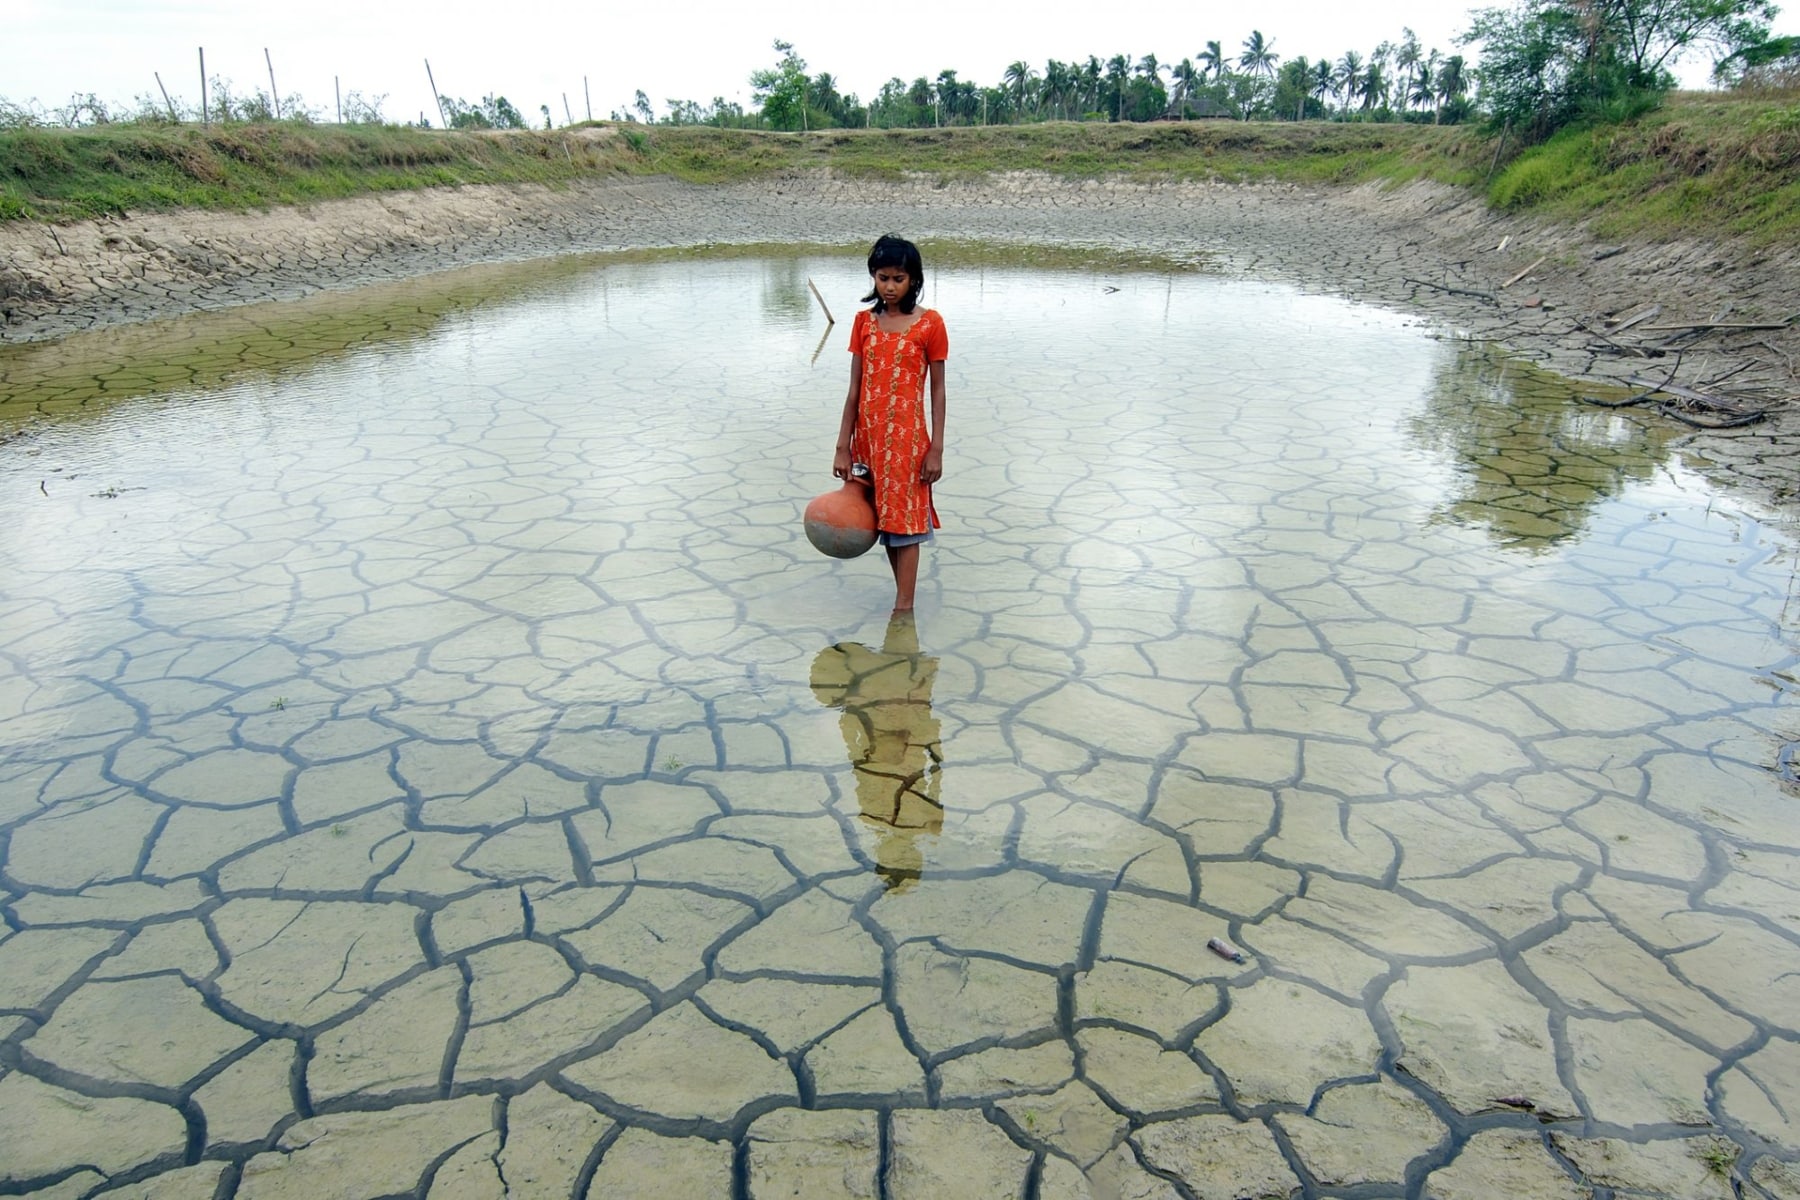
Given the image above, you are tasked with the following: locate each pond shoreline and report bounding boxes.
[2,172,1795,509]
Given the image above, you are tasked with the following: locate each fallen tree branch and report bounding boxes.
[1573,318,1658,358]
[1754,338,1796,375]
[1700,359,1758,387]
[1403,277,1497,304]
[1656,403,1767,429]
[1579,390,1656,409]
[1624,373,1767,428]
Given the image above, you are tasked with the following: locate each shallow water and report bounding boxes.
[2,253,1798,1198]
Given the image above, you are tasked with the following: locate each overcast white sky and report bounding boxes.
[3,0,1766,124]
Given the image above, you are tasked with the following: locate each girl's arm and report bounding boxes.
[834,354,863,480]
[920,359,946,484]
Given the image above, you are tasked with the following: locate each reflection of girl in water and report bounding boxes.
[809,614,943,891]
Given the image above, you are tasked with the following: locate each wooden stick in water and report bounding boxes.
[807,278,835,324]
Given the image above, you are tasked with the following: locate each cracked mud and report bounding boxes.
[1,254,1797,1199]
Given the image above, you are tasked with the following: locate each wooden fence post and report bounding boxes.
[199,47,208,125]
[425,59,447,129]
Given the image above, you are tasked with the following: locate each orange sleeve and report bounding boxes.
[847,310,868,353]
[924,311,948,362]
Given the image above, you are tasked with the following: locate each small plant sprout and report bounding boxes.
[1698,1140,1739,1178]
[663,756,684,771]
[330,823,349,837]
[269,697,288,710]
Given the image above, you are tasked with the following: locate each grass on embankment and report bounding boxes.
[0,122,627,222]
[0,117,1485,225]
[3,92,1796,245]
[1486,92,1800,246]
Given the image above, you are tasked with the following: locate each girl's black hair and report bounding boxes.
[862,234,925,314]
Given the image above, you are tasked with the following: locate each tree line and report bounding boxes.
[655,33,1474,131]
[2,0,1787,140]
[649,0,1789,140]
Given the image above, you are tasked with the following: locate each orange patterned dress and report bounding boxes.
[848,307,948,537]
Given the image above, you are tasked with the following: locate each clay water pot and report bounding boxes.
[804,479,878,559]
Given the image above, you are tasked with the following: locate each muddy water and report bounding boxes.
[1,253,1797,1199]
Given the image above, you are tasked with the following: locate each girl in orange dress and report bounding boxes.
[832,235,949,612]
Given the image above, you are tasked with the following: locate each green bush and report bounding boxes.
[1489,139,1586,206]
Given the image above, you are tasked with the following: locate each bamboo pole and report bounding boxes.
[265,48,280,119]
[584,76,592,122]
[563,93,573,124]
[154,71,177,121]
[425,59,447,129]
[199,47,208,125]
[335,75,342,124]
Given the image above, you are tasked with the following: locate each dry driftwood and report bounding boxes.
[1609,304,1662,333]
[1502,255,1548,289]
[1640,316,1797,333]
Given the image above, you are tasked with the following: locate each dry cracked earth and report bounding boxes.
[0,250,1797,1200]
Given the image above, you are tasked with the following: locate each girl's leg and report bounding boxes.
[887,542,921,611]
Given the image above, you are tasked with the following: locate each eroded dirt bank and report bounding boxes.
[2,172,1795,505]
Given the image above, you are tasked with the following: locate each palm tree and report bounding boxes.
[1394,30,1421,112]
[1369,42,1395,110]
[1408,61,1434,114]
[811,72,842,123]
[1311,58,1334,118]
[1081,56,1103,114]
[906,75,932,125]
[1042,59,1072,120]
[1170,58,1200,116]
[1003,60,1035,120]
[1283,57,1310,121]
[1238,31,1279,80]
[1434,54,1467,123]
[1361,61,1387,112]
[1334,51,1363,117]
[1104,54,1130,121]
[1198,41,1226,82]
[1137,54,1164,81]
